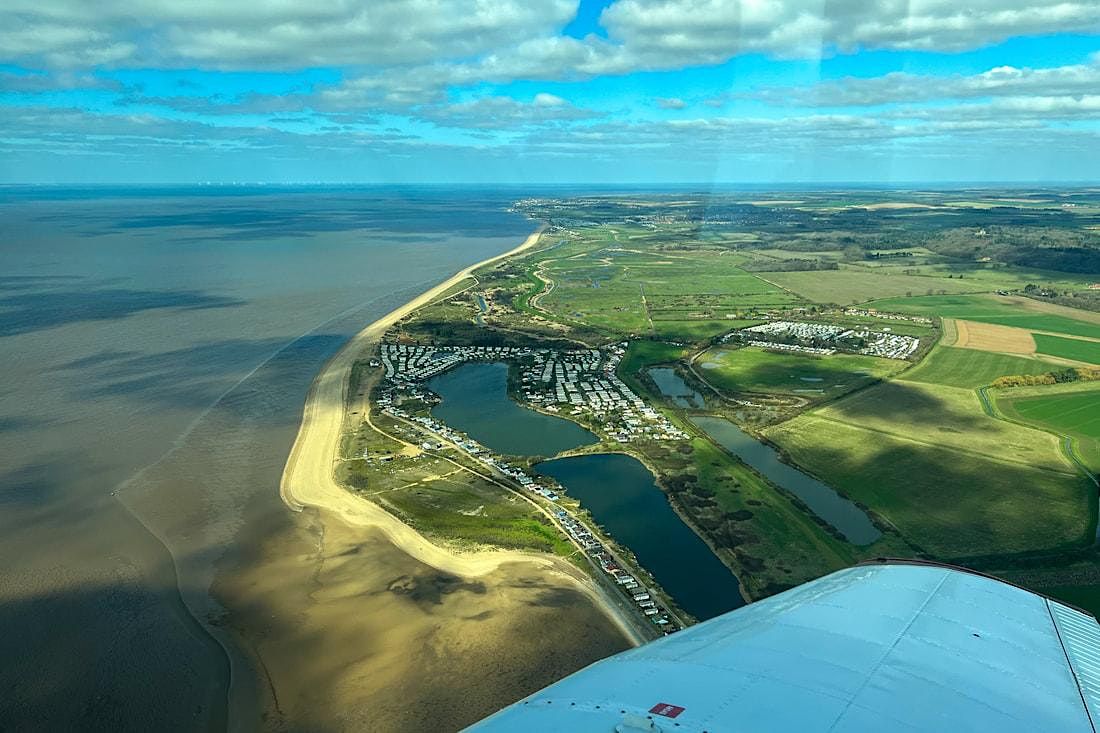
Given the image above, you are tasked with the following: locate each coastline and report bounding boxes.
[278,223,644,644]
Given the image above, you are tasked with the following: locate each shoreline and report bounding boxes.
[278,223,644,645]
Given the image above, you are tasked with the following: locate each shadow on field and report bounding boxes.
[778,433,1094,560]
[819,380,993,431]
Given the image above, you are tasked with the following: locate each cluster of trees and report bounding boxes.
[927,227,1100,274]
[992,368,1100,388]
[741,258,839,272]
[1022,284,1100,313]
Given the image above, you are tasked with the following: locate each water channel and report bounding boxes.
[475,293,488,326]
[690,416,881,545]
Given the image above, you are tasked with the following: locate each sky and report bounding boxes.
[1,0,1098,185]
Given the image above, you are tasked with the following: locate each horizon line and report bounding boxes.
[2,181,1099,189]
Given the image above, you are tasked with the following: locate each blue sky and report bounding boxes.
[0,0,1098,184]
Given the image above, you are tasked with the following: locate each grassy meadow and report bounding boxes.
[901,346,1056,389]
[1033,333,1100,365]
[763,268,981,305]
[696,346,904,398]
[383,474,574,555]
[764,379,1093,558]
[812,381,1072,473]
[870,294,1100,339]
[996,383,1100,473]
[533,227,800,342]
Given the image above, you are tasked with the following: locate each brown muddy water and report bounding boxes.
[0,187,625,731]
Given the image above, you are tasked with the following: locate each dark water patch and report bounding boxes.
[648,366,703,408]
[537,453,745,620]
[386,573,487,606]
[0,455,82,508]
[66,335,346,413]
[691,415,881,545]
[0,274,85,291]
[428,362,597,457]
[0,582,228,732]
[26,190,537,241]
[0,287,244,337]
[0,415,49,433]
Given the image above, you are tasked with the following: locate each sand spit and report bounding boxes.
[269,225,638,725]
[279,227,571,577]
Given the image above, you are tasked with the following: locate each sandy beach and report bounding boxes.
[278,221,640,635]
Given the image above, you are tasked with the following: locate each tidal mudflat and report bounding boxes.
[0,188,623,731]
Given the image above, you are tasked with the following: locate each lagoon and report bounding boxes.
[429,361,597,456]
[538,453,746,621]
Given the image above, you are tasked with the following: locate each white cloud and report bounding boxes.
[749,55,1100,107]
[890,94,1100,122]
[0,0,577,69]
[3,0,1097,81]
[416,95,598,130]
[601,0,1100,63]
[533,93,567,107]
[657,97,687,109]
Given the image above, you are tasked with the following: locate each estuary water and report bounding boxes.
[0,187,535,731]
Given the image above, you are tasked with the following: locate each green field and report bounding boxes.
[1033,334,1100,365]
[996,384,1100,473]
[651,318,754,341]
[813,381,1072,473]
[763,268,981,305]
[383,475,574,555]
[765,382,1093,557]
[535,232,800,340]
[869,294,1100,340]
[618,340,689,393]
[902,346,1056,388]
[695,346,904,398]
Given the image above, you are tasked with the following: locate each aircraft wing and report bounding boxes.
[467,561,1100,732]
